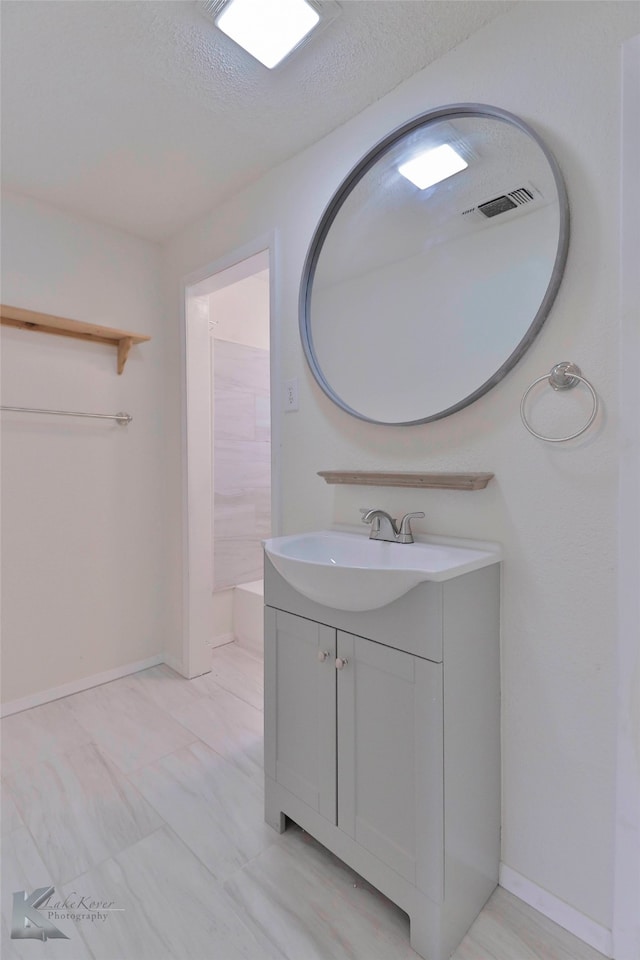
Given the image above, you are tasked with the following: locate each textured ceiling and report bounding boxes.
[1,0,514,242]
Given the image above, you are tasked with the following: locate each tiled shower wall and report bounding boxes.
[213,338,270,591]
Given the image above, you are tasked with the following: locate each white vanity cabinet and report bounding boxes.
[336,630,444,905]
[264,610,337,822]
[264,556,500,960]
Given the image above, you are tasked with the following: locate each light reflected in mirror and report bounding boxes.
[301,106,569,425]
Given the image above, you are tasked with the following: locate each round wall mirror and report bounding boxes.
[300,104,569,425]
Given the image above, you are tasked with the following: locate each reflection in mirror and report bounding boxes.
[301,106,569,425]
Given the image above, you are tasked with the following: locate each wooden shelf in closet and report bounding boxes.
[0,304,151,374]
[318,470,494,490]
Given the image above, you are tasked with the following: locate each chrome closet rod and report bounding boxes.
[0,405,132,425]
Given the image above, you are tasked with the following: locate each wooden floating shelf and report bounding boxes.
[318,471,494,491]
[0,304,151,374]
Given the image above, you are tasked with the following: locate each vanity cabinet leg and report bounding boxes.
[265,780,287,834]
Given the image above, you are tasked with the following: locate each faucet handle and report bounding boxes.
[360,507,380,533]
[360,507,377,526]
[398,511,425,541]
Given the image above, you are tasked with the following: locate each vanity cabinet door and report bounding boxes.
[264,608,337,823]
[337,632,444,903]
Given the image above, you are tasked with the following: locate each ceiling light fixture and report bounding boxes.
[213,0,322,69]
[398,144,468,190]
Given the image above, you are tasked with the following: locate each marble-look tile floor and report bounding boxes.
[2,643,606,960]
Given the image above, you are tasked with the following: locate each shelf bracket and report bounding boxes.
[117,337,134,375]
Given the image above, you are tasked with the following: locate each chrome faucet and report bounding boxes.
[360,508,425,544]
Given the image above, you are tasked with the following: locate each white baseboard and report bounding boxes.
[500,863,613,958]
[162,653,185,675]
[1,655,163,717]
[162,651,218,680]
[208,632,234,649]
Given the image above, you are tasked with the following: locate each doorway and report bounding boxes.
[182,241,278,679]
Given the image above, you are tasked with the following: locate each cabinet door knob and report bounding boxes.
[317,650,330,662]
[335,657,349,670]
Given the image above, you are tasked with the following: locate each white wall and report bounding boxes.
[1,192,168,705]
[209,269,270,349]
[163,0,639,939]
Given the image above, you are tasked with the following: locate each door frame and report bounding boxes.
[613,32,640,960]
[179,232,281,678]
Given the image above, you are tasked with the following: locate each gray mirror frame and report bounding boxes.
[299,103,570,426]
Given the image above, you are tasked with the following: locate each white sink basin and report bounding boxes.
[263,530,500,612]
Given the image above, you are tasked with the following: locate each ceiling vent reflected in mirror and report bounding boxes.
[461,182,542,223]
[479,186,534,217]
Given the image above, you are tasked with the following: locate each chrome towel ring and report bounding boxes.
[520,362,598,442]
